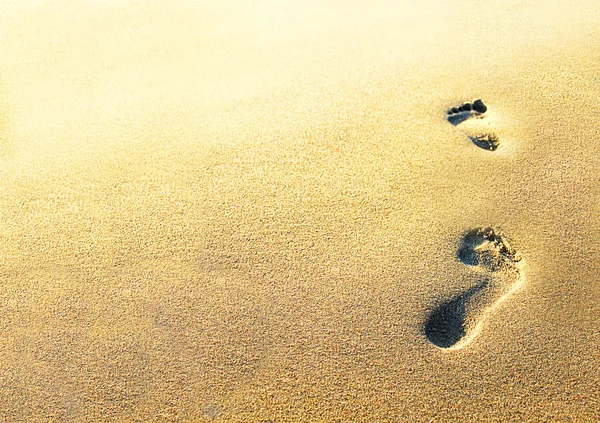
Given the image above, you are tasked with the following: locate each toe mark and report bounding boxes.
[472,99,487,114]
[457,227,521,271]
[447,99,487,126]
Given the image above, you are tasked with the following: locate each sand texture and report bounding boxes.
[0,1,599,421]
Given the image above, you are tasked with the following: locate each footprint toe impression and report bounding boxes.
[426,227,524,350]
[447,99,487,125]
[457,227,521,270]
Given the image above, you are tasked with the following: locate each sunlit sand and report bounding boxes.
[0,1,598,421]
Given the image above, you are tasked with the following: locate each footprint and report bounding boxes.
[425,227,524,350]
[447,99,501,151]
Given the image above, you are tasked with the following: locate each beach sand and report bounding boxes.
[0,1,599,421]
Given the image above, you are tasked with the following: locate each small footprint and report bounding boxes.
[425,227,524,350]
[447,99,501,151]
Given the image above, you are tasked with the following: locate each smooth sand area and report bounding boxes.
[0,1,599,421]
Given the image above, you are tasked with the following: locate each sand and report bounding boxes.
[0,1,599,421]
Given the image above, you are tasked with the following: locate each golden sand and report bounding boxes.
[0,1,599,421]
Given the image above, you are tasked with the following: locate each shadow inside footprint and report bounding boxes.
[425,281,488,349]
[469,133,500,151]
[447,113,471,126]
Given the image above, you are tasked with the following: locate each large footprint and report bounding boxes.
[425,227,525,350]
[447,99,501,151]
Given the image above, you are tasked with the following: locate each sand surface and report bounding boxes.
[0,1,599,421]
